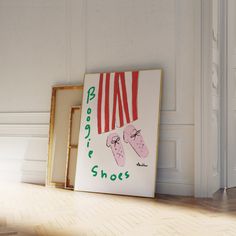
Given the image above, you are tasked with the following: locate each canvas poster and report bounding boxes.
[74,69,162,197]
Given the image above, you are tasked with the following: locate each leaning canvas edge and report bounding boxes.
[74,77,87,191]
[153,69,163,198]
[47,85,83,188]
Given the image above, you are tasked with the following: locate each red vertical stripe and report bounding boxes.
[117,82,124,127]
[112,73,124,129]
[111,74,118,130]
[120,72,130,123]
[97,73,103,134]
[132,71,139,121]
[104,73,110,132]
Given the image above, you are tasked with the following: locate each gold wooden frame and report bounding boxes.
[47,85,83,187]
[65,106,81,190]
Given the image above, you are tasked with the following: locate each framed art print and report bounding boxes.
[74,70,162,197]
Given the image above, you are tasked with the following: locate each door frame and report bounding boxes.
[194,0,226,197]
[219,0,228,189]
[224,0,236,189]
[194,0,212,198]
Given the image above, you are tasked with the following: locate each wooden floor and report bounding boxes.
[0,183,236,236]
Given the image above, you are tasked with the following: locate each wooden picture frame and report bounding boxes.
[47,85,83,187]
[65,106,82,190]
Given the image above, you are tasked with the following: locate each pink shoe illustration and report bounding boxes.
[123,125,149,158]
[106,133,125,167]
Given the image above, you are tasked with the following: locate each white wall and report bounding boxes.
[0,0,196,195]
[0,0,81,183]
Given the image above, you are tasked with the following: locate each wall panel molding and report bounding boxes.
[0,135,48,184]
[0,112,49,184]
[0,112,49,137]
[160,0,194,125]
[0,112,49,124]
[157,124,194,195]
[0,125,48,137]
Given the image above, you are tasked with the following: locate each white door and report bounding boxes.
[227,0,236,188]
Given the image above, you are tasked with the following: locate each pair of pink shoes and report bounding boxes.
[106,125,149,167]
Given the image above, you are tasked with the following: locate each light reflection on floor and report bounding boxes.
[0,182,236,236]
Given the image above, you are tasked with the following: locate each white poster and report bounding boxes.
[75,69,162,197]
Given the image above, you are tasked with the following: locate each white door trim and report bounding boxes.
[195,0,227,197]
[219,0,228,189]
[226,0,236,188]
[194,0,211,198]
[194,0,224,198]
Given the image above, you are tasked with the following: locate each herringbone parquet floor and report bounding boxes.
[0,183,236,236]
